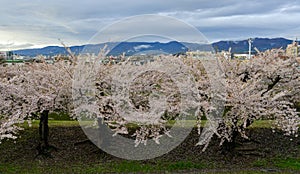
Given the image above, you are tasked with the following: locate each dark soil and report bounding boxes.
[0,126,299,173]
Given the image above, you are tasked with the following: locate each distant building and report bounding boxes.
[233,53,254,60]
[0,51,14,60]
[286,40,300,57]
[186,50,214,60]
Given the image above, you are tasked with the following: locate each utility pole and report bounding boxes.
[296,37,298,57]
[248,38,253,59]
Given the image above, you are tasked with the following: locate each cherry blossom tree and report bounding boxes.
[0,64,36,142]
[214,49,300,151]
[0,60,74,155]
[74,52,224,151]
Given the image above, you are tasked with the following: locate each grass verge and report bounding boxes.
[0,161,208,174]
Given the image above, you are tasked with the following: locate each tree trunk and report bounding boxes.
[221,129,239,154]
[39,110,49,148]
[36,110,57,157]
[221,119,254,154]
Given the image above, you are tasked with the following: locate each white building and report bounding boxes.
[0,51,14,60]
[286,41,300,57]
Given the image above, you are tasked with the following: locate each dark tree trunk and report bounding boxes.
[39,110,49,148]
[36,110,57,158]
[221,119,255,154]
[221,117,239,154]
[221,129,239,154]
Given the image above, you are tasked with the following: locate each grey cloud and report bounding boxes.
[0,0,300,48]
[0,43,34,50]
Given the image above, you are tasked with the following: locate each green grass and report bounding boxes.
[273,157,300,170]
[2,161,296,174]
[21,119,274,131]
[252,158,269,167]
[22,120,275,131]
[61,119,297,130]
[249,120,274,128]
[0,161,208,174]
[22,120,79,128]
[105,160,207,173]
[47,120,80,127]
[0,164,22,174]
[252,157,300,172]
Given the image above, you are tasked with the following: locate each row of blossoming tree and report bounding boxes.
[0,59,74,155]
[0,48,299,155]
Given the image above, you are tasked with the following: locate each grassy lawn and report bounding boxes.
[2,160,298,174]
[0,161,205,174]
[0,160,298,174]
[27,119,275,128]
[252,157,300,173]
[0,119,299,174]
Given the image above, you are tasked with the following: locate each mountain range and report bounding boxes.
[13,38,296,57]
[212,37,294,53]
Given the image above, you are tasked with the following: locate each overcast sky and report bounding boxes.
[1,0,300,50]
